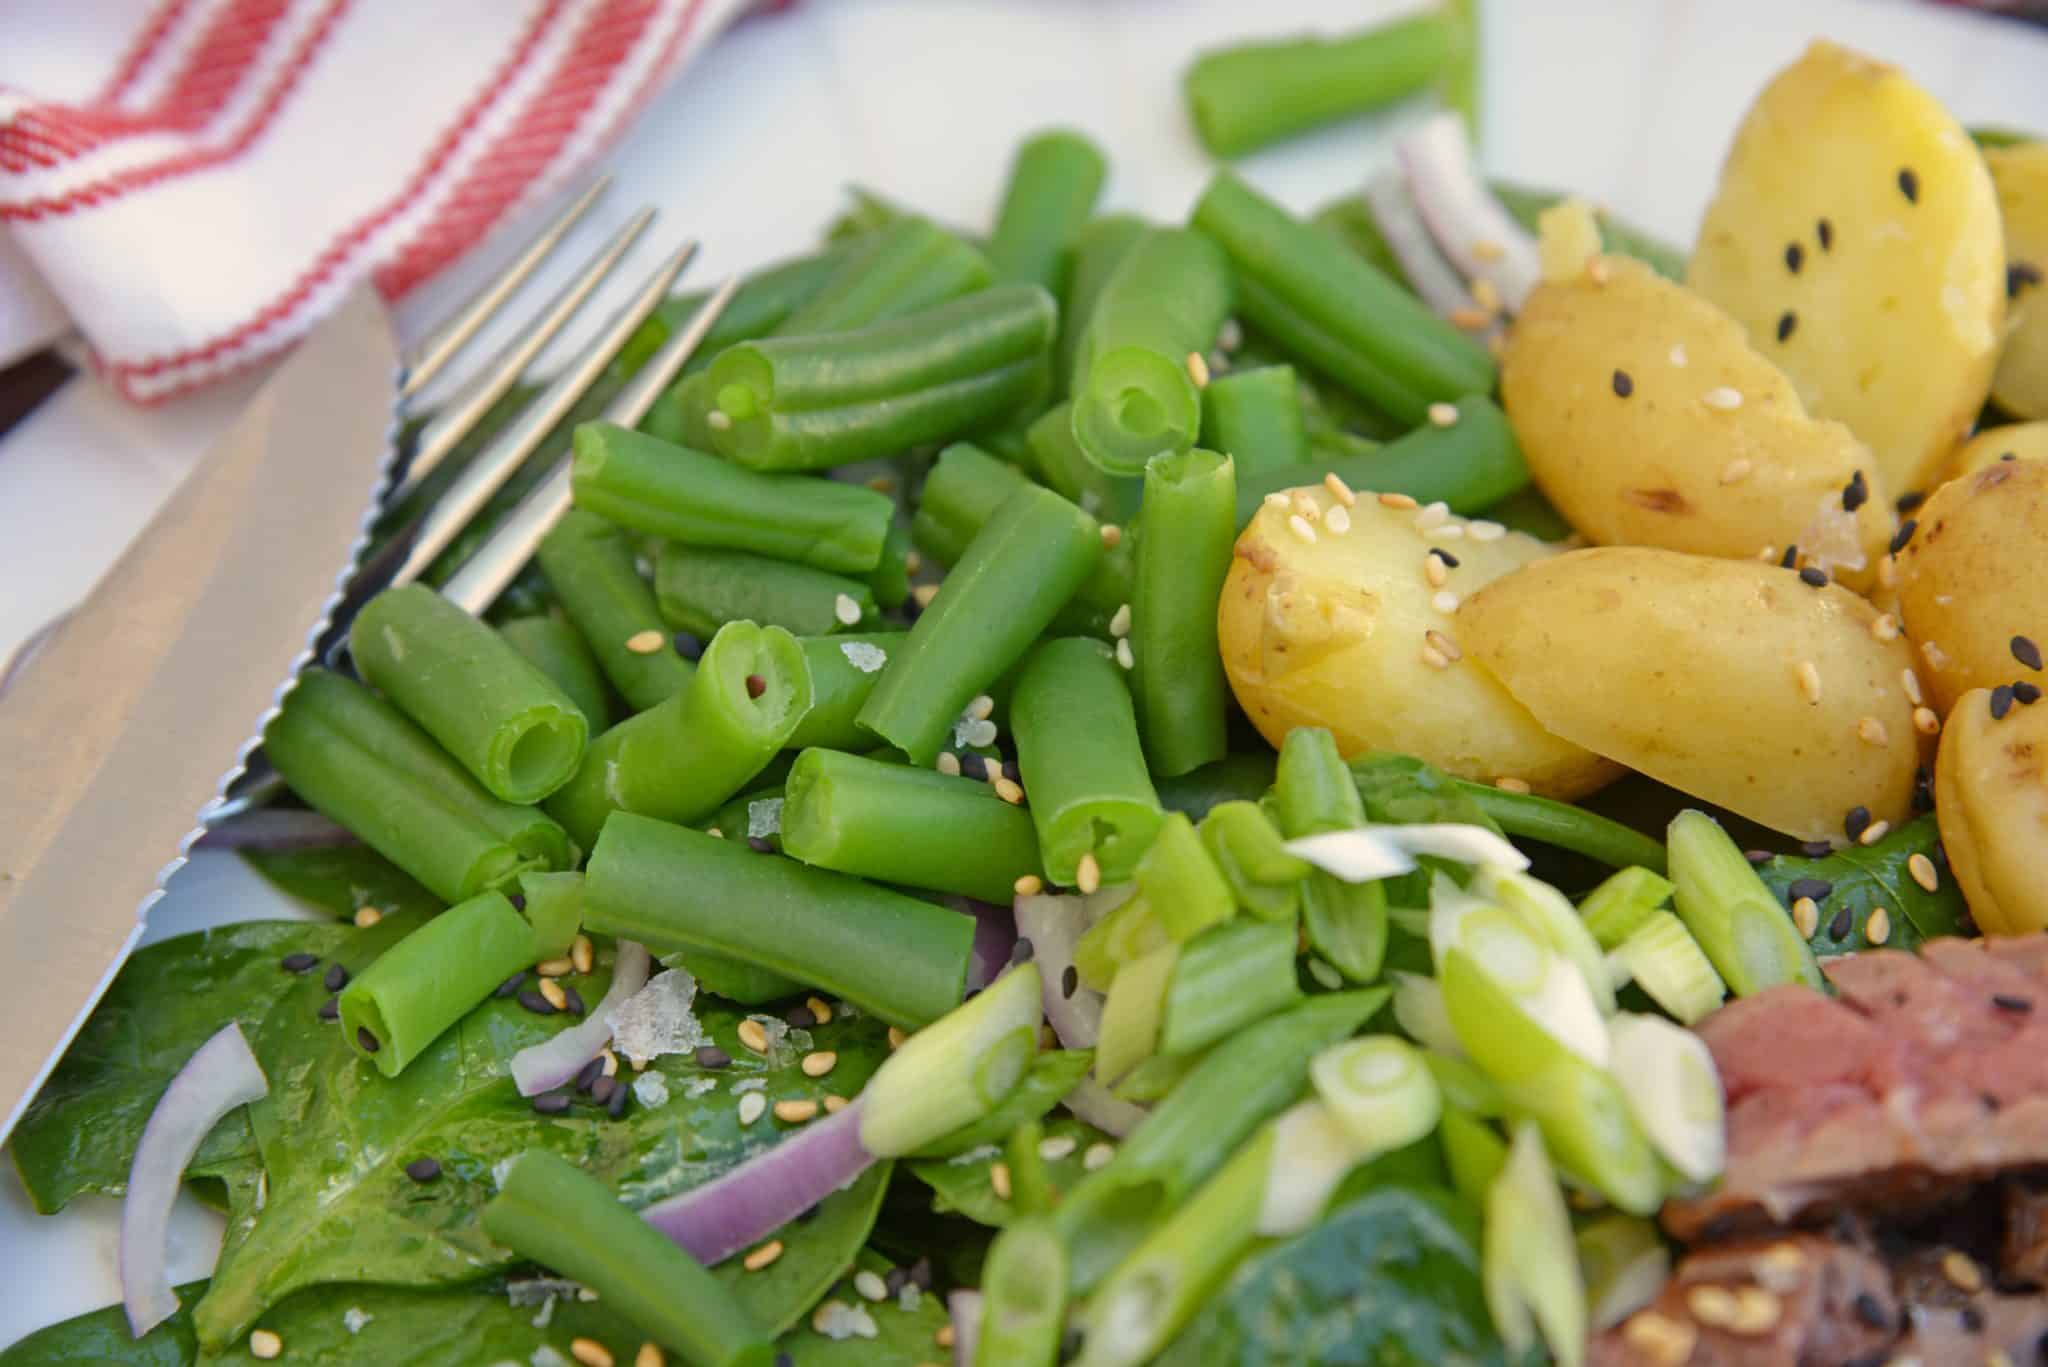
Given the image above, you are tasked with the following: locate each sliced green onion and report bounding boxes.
[1440,1104,1507,1208]
[1390,970,1462,1056]
[1095,940,1179,1084]
[1309,1035,1442,1157]
[1301,874,1389,984]
[1605,1012,1725,1185]
[977,1216,1069,1367]
[1484,1121,1587,1367]
[1424,1050,1505,1117]
[1137,811,1235,941]
[1111,1049,1204,1103]
[1668,810,1824,997]
[1158,920,1301,1057]
[1197,799,1308,922]
[1610,911,1725,1026]
[1073,891,1168,992]
[1430,876,1608,1068]
[860,963,1043,1158]
[1254,1100,1361,1235]
[1478,866,1615,1014]
[1576,1214,1672,1332]
[1578,866,1675,951]
[1004,1119,1056,1220]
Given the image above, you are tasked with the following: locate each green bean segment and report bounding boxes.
[1199,363,1310,477]
[986,128,1109,290]
[498,614,612,733]
[1131,447,1235,776]
[1010,637,1165,886]
[535,507,693,713]
[655,541,875,640]
[338,890,542,1076]
[784,632,907,752]
[779,214,994,336]
[1198,799,1309,921]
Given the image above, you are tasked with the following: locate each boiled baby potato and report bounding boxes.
[1988,142,2048,419]
[1689,40,2005,497]
[1504,251,1892,584]
[1947,420,2048,479]
[1218,490,1617,798]
[1894,456,2048,712]
[1935,686,2048,936]
[1459,547,1927,842]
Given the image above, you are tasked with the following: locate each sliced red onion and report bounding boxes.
[193,807,358,852]
[948,1290,983,1367]
[1014,892,1101,1049]
[1398,112,1542,312]
[122,1023,268,1336]
[641,1095,874,1265]
[1285,823,1529,883]
[510,940,651,1096]
[958,897,1018,993]
[1364,168,1481,319]
[1062,1076,1146,1138]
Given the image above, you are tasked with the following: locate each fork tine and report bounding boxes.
[400,176,612,401]
[391,205,655,505]
[439,273,741,616]
[391,236,699,591]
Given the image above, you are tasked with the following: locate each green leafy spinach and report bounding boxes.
[908,1112,1110,1229]
[1755,815,1971,956]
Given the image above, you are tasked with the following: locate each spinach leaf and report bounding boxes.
[10,920,353,1214]
[1345,754,1500,831]
[1159,1185,1524,1367]
[240,844,440,922]
[908,1113,1109,1229]
[777,1249,955,1366]
[909,1049,1094,1159]
[0,1283,202,1366]
[192,910,892,1351]
[1755,815,1971,956]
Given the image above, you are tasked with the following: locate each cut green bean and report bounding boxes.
[1025,402,1141,527]
[515,869,585,960]
[338,890,545,1076]
[483,1151,774,1367]
[266,668,571,903]
[703,285,1057,473]
[570,421,895,575]
[859,485,1102,766]
[350,584,588,804]
[911,442,1032,567]
[654,236,875,374]
[1159,919,1302,1056]
[669,944,804,1006]
[1183,13,1456,158]
[1668,810,1823,996]
[1199,364,1310,477]
[784,632,906,752]
[498,614,612,732]
[1234,394,1527,524]
[1192,170,1493,426]
[655,542,875,640]
[545,620,812,850]
[586,812,974,1028]
[780,748,1041,903]
[1441,0,1480,142]
[1055,213,1149,396]
[1131,447,1235,776]
[780,215,995,336]
[978,1216,1067,1367]
[868,520,913,611]
[1155,752,1277,821]
[1068,227,1234,475]
[535,508,693,713]
[1010,637,1164,886]
[859,962,1042,1153]
[986,129,1108,290]
[1137,811,1235,941]
[1198,800,1309,922]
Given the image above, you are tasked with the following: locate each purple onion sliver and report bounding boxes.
[960,898,1017,994]
[121,1023,269,1337]
[641,1096,874,1266]
[948,1290,983,1367]
[1397,112,1542,312]
[1014,892,1100,1050]
[509,940,651,1097]
[1062,1076,1146,1139]
[1363,168,1479,319]
[192,807,359,852]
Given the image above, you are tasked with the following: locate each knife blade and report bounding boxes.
[0,285,402,1143]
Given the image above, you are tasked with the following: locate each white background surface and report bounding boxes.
[3,0,2046,1348]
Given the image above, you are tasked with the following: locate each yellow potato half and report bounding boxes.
[1459,546,1927,841]
[1894,456,2048,712]
[1689,40,2005,497]
[1935,686,2048,936]
[1218,489,1616,798]
[1504,253,1892,585]
[1947,420,2048,480]
[1988,142,2048,419]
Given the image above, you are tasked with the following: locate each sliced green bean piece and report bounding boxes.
[1132,447,1235,776]
[499,613,612,732]
[535,508,692,713]
[1055,213,1149,397]
[655,541,875,640]
[338,890,542,1076]
[859,485,1101,766]
[1010,637,1164,886]
[986,129,1108,291]
[1025,401,1141,527]
[668,944,805,1005]
[1137,811,1236,942]
[868,520,914,611]
[784,632,906,752]
[1234,394,1527,524]
[979,1216,1067,1366]
[1199,364,1310,477]
[1198,800,1309,922]
[516,869,584,960]
[1159,919,1302,1057]
[911,442,1031,568]
[780,215,994,336]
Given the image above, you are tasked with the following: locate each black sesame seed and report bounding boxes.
[590,1075,617,1105]
[532,1091,571,1115]
[1897,167,1919,203]
[2011,262,2044,298]
[1842,470,1868,513]
[785,1005,816,1030]
[494,971,526,998]
[1002,759,1022,784]
[1961,1304,1985,1333]
[1829,907,1855,940]
[405,1157,441,1182]
[356,1026,381,1053]
[695,1045,732,1069]
[323,963,350,992]
[507,893,526,912]
[1611,369,1633,398]
[775,1355,794,1367]
[1744,849,1773,864]
[1844,805,1872,841]
[2013,635,2042,671]
[561,987,585,1016]
[1780,544,1800,569]
[884,1266,909,1297]
[1799,566,1829,588]
[1890,520,1918,555]
[2017,681,2043,705]
[575,1057,606,1093]
[1785,242,1805,274]
[1801,840,1834,858]
[280,952,320,974]
[317,996,340,1022]
[1061,964,1079,999]
[1431,548,1461,568]
[1992,684,2016,720]
[608,1083,629,1118]
[1994,994,2034,1013]
[959,752,989,781]
[1853,1292,1890,1328]
[673,631,704,661]
[910,1257,934,1291]
[518,988,557,1016]
[1777,311,1798,343]
[1010,938,1036,967]
[1817,218,1834,250]
[1789,878,1835,902]
[746,836,775,854]
[1896,490,1926,514]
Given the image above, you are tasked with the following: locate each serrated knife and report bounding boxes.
[0,285,402,1143]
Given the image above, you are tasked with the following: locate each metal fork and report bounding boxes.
[195,183,740,819]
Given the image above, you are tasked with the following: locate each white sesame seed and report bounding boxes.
[1325,504,1351,535]
[802,1051,837,1078]
[1428,402,1459,428]
[1909,852,1939,893]
[1432,590,1460,615]
[1290,491,1320,522]
[1796,661,1823,705]
[854,1270,889,1302]
[1379,492,1418,510]
[912,583,941,609]
[1494,777,1532,794]
[1900,669,1923,706]
[1878,554,1898,590]
[1687,1285,1739,1328]
[1622,1311,1697,1365]
[1425,629,1461,662]
[1922,640,1950,671]
[1720,458,1753,485]
[1915,706,1941,735]
[539,978,568,1010]
[635,1344,665,1367]
[1099,524,1123,549]
[993,776,1025,805]
[1285,513,1316,544]
[833,593,862,626]
[888,1026,908,1049]
[1702,386,1744,411]
[739,1091,767,1125]
[989,1162,1012,1200]
[1793,897,1819,938]
[807,996,834,1025]
[775,1098,820,1124]
[1186,351,1210,387]
[1264,492,1290,509]
[936,751,962,777]
[1669,344,1689,367]
[1944,1250,1985,1293]
[1323,472,1356,506]
[1858,820,1889,847]
[1857,716,1889,746]
[536,956,574,978]
[1473,279,1504,314]
[572,934,594,975]
[1108,603,1132,638]
[1414,504,1450,535]
[966,694,996,721]
[249,1330,283,1360]
[904,549,922,574]
[1014,874,1044,896]
[1076,853,1102,896]
[824,1094,848,1113]
[743,1240,785,1271]
[738,1018,770,1053]
[1420,645,1450,670]
[706,409,733,432]
[1115,637,1135,670]
[1587,258,1612,285]
[1424,554,1449,588]
[354,906,383,928]
[1871,613,1901,642]
[1083,1142,1115,1171]
[625,629,666,655]
[1039,1135,1078,1161]
[1868,907,1896,944]
[1467,520,1504,542]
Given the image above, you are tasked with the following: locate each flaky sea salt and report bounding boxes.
[747,798,784,839]
[633,1073,672,1108]
[605,968,707,1068]
[814,1301,879,1341]
[342,1308,372,1335]
[840,641,889,673]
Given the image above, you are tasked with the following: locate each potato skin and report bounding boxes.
[1458,546,1928,841]
[1895,457,2048,712]
[1946,420,2048,481]
[1504,254,1891,585]
[1935,686,2048,936]
[1988,143,2048,420]
[1218,490,1617,798]
[1688,40,2005,497]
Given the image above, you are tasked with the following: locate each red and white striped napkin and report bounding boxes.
[0,0,753,402]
